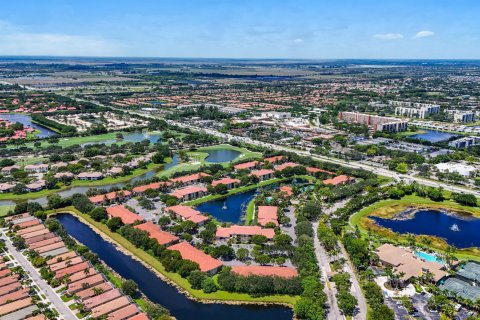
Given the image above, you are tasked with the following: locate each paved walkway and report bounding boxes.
[1,231,77,320]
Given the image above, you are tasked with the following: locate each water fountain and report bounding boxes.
[450,223,460,232]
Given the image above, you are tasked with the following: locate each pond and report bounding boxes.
[55,213,293,320]
[196,189,257,224]
[371,209,480,248]
[0,114,58,138]
[204,149,242,163]
[80,132,161,147]
[410,130,457,143]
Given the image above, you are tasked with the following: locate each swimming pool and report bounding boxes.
[415,251,444,264]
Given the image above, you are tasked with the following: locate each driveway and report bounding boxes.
[280,206,297,243]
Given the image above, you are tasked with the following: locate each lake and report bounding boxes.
[0,114,58,138]
[371,209,480,248]
[410,130,457,143]
[204,149,242,163]
[56,213,293,320]
[196,189,257,224]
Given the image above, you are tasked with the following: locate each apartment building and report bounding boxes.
[338,112,408,133]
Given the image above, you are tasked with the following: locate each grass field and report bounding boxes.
[50,207,297,306]
[349,194,480,261]
[6,131,162,149]
[0,205,14,217]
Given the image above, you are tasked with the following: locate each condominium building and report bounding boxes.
[448,136,480,149]
[338,112,408,133]
[454,112,475,123]
[391,101,440,119]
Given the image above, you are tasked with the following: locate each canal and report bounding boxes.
[56,213,293,320]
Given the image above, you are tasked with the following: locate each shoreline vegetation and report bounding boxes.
[349,194,480,261]
[48,207,298,307]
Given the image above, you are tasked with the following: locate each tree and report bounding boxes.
[177,260,199,278]
[188,270,207,289]
[202,277,218,293]
[47,194,63,209]
[236,248,249,261]
[337,291,357,316]
[395,162,408,174]
[121,279,139,297]
[90,207,107,222]
[301,200,322,220]
[144,301,170,319]
[106,217,124,232]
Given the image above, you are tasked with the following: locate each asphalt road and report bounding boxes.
[1,231,77,320]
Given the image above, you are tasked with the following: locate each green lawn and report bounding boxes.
[6,131,162,149]
[245,198,256,225]
[0,205,14,217]
[49,207,297,306]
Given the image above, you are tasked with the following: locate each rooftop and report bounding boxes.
[167,242,223,273]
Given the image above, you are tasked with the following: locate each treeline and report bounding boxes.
[31,114,76,135]
[292,210,327,319]
[217,267,302,296]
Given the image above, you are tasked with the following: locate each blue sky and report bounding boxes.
[0,0,479,59]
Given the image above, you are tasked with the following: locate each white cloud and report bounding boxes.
[413,30,435,39]
[0,20,124,56]
[293,38,304,43]
[373,33,404,40]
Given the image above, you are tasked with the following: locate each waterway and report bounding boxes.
[55,213,293,320]
[0,113,58,138]
[204,149,241,163]
[371,209,480,248]
[410,130,457,143]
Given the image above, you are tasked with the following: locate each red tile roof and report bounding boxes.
[75,282,113,300]
[55,261,90,279]
[132,181,171,193]
[0,288,29,306]
[108,303,140,320]
[0,297,32,316]
[106,205,143,225]
[89,191,132,204]
[34,241,65,254]
[84,288,122,309]
[128,313,149,320]
[216,225,275,239]
[13,219,40,230]
[275,162,299,171]
[234,161,259,170]
[257,206,278,226]
[279,186,293,196]
[135,222,179,245]
[170,172,210,184]
[306,167,334,175]
[91,296,131,318]
[68,274,105,293]
[171,186,207,199]
[211,177,240,187]
[323,175,354,186]
[250,169,274,178]
[264,155,285,163]
[46,252,78,265]
[232,266,298,278]
[28,237,62,250]
[164,205,208,224]
[167,242,223,273]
